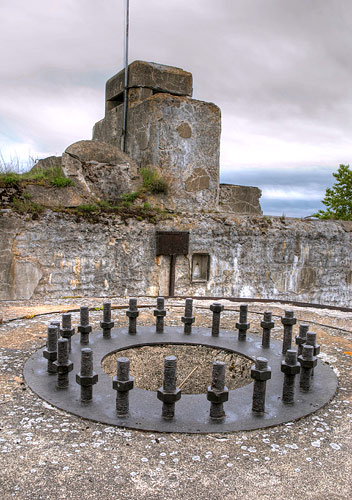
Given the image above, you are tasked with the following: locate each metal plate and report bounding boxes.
[23,326,338,433]
[156,231,189,256]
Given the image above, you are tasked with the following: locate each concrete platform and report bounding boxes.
[0,297,351,500]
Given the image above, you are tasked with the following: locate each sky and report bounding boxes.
[1,0,351,216]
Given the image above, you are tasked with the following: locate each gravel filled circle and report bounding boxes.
[102,344,253,394]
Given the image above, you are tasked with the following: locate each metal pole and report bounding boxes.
[122,0,129,152]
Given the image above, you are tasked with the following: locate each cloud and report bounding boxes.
[0,0,351,216]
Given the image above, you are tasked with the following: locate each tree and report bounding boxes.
[314,164,352,220]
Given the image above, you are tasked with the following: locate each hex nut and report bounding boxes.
[181,316,195,324]
[78,325,92,334]
[157,387,181,403]
[53,360,73,374]
[295,335,306,346]
[76,372,98,386]
[261,321,274,329]
[113,376,134,392]
[251,366,272,381]
[313,344,321,355]
[298,356,317,369]
[281,317,297,326]
[236,322,250,330]
[154,310,166,317]
[210,304,224,313]
[126,311,139,319]
[281,361,300,376]
[43,349,57,361]
[207,386,229,403]
[60,328,75,338]
[100,321,114,329]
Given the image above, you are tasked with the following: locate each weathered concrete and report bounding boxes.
[0,297,351,500]
[219,184,262,215]
[94,93,221,211]
[1,210,351,306]
[62,140,140,202]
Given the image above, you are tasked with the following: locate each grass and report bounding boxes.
[0,153,74,189]
[140,167,168,194]
[11,197,44,215]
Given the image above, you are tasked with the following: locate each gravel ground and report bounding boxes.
[0,297,351,500]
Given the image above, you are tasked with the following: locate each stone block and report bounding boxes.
[219,184,262,215]
[62,140,140,202]
[105,60,193,107]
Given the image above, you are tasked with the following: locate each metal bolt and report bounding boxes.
[60,313,75,352]
[181,298,195,335]
[210,303,224,336]
[78,306,92,344]
[281,350,300,404]
[50,320,60,334]
[100,302,114,338]
[251,357,271,413]
[236,304,250,341]
[306,332,320,376]
[207,361,228,419]
[53,338,73,389]
[298,344,317,392]
[281,310,297,355]
[154,297,166,333]
[261,311,274,348]
[295,324,309,356]
[43,325,58,373]
[113,357,134,416]
[76,348,98,401]
[157,356,181,419]
[126,298,139,335]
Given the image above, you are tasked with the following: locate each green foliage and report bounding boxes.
[75,204,98,213]
[120,191,140,204]
[140,167,168,194]
[0,158,74,188]
[313,164,352,220]
[11,197,44,215]
[50,176,74,188]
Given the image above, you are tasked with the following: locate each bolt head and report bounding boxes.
[157,387,181,403]
[251,366,272,381]
[76,372,98,386]
[43,349,57,361]
[113,376,134,392]
[210,303,224,313]
[207,386,229,403]
[281,361,300,375]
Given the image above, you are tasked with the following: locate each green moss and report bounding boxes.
[75,204,98,213]
[50,177,74,188]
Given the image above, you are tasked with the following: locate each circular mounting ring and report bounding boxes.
[24,326,338,433]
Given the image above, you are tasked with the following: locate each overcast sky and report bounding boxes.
[1,0,351,216]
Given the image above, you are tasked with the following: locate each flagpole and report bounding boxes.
[122,0,129,152]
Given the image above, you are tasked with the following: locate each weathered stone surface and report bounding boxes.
[1,210,352,306]
[24,184,91,208]
[62,140,140,202]
[127,94,220,211]
[219,184,262,215]
[30,156,62,173]
[105,60,193,111]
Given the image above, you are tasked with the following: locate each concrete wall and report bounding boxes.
[1,209,351,306]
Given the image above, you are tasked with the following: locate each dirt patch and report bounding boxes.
[102,344,252,394]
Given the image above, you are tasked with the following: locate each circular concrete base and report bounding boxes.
[24,326,338,433]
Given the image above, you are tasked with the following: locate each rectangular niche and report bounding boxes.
[191,253,210,282]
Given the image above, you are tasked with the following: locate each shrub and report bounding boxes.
[140,167,168,194]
